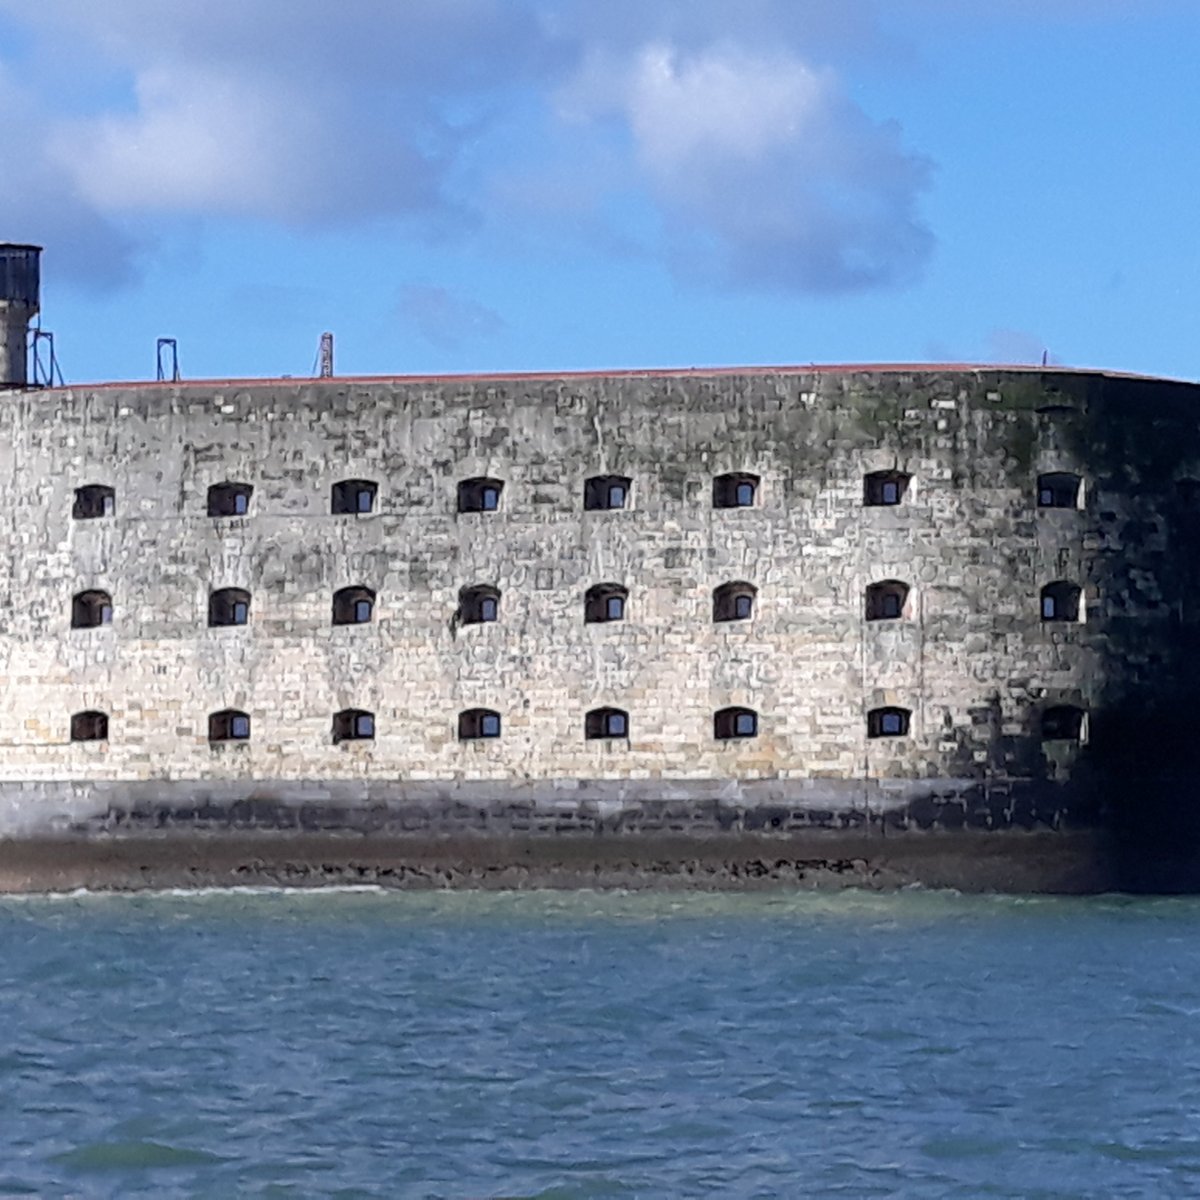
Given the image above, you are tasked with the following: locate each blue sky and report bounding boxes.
[0,0,1196,384]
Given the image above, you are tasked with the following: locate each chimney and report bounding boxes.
[0,243,41,388]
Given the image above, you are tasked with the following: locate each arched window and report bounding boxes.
[1042,706,1086,742]
[864,470,910,507]
[584,475,631,511]
[714,707,758,739]
[1040,581,1083,623]
[209,587,251,627]
[71,590,112,629]
[73,484,114,519]
[207,482,253,517]
[1037,472,1083,509]
[713,472,760,509]
[333,709,375,743]
[459,585,500,625]
[333,586,375,625]
[458,477,504,513]
[70,711,108,742]
[209,709,251,742]
[865,580,910,621]
[585,583,628,624]
[585,707,629,739]
[459,708,501,740]
[331,479,377,514]
[868,707,911,738]
[713,581,756,623]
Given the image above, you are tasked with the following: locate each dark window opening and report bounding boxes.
[73,485,114,520]
[70,710,108,742]
[713,581,756,623]
[864,470,911,507]
[459,708,502,740]
[714,707,758,739]
[459,585,500,625]
[1041,581,1082,623]
[333,586,375,625]
[585,707,629,739]
[1042,705,1086,741]
[585,583,628,624]
[331,479,378,515]
[72,590,112,629]
[209,587,251,627]
[868,707,911,738]
[1176,479,1200,510]
[713,472,760,509]
[584,475,631,511]
[458,477,504,513]
[207,482,253,517]
[1037,472,1083,509]
[865,580,910,621]
[333,708,375,743]
[209,709,251,742]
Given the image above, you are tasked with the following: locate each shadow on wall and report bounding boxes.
[896,374,1200,892]
[1039,375,1200,891]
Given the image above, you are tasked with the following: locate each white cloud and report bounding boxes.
[562,43,933,291]
[50,64,445,223]
[0,0,547,265]
[0,65,138,289]
[0,0,935,294]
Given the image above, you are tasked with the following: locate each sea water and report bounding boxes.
[3,888,1200,1198]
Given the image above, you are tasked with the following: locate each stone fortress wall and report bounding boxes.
[1,364,1200,889]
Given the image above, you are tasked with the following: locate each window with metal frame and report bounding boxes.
[585,707,629,739]
[584,583,628,624]
[209,588,251,627]
[457,477,504,513]
[583,475,631,511]
[207,482,253,517]
[459,585,500,624]
[72,590,112,628]
[209,709,251,742]
[714,707,758,739]
[459,708,502,739]
[331,479,378,514]
[865,580,910,621]
[713,581,756,623]
[1040,581,1082,622]
[333,709,375,743]
[1036,472,1083,509]
[70,710,108,741]
[713,472,760,509]
[333,586,375,625]
[1042,705,1086,741]
[864,471,910,507]
[73,485,115,519]
[867,707,911,738]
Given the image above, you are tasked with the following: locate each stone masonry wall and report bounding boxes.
[0,366,1197,836]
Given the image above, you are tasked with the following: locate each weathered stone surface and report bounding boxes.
[0,363,1198,890]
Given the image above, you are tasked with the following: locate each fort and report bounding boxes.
[2,243,1199,894]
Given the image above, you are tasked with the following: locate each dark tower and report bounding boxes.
[0,244,41,388]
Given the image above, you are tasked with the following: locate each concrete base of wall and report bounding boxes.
[0,775,1092,837]
[0,774,1192,894]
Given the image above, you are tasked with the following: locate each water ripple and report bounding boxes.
[3,890,1200,1196]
